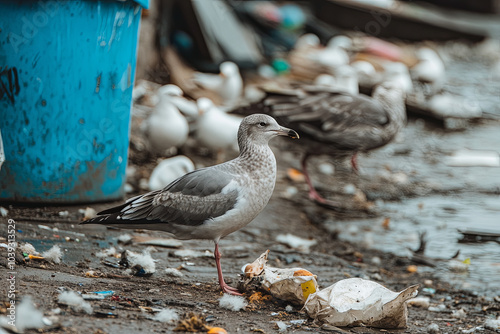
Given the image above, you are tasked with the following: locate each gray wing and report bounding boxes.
[84,167,239,227]
[263,90,391,151]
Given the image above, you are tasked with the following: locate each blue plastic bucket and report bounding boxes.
[0,0,148,203]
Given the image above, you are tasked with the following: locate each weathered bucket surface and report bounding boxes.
[0,0,148,203]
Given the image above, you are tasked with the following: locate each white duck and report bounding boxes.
[196,97,243,162]
[143,85,189,155]
[193,62,243,107]
[148,155,195,191]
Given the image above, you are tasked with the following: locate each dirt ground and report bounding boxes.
[1,122,500,334]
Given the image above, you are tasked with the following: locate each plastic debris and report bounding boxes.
[172,249,213,258]
[429,304,447,312]
[207,327,228,334]
[117,234,133,244]
[408,296,430,308]
[276,320,288,332]
[148,156,195,191]
[448,258,471,273]
[286,168,305,182]
[427,323,440,333]
[445,149,500,167]
[219,294,247,311]
[164,268,184,278]
[275,233,317,253]
[0,206,8,217]
[41,245,62,264]
[152,309,179,323]
[242,250,269,278]
[58,291,93,314]
[303,278,419,328]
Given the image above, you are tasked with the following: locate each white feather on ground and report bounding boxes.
[58,291,92,314]
[15,296,46,332]
[152,309,179,323]
[96,246,118,258]
[20,242,39,255]
[219,294,247,311]
[125,250,156,274]
[164,268,184,278]
[41,245,62,264]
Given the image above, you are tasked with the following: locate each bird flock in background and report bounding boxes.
[133,32,446,206]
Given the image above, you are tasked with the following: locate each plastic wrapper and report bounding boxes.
[241,250,318,305]
[303,278,418,328]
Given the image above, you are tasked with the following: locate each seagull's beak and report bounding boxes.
[274,126,299,139]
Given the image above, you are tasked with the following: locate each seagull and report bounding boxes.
[82,114,299,295]
[143,85,189,155]
[196,97,244,162]
[193,62,243,107]
[232,82,406,208]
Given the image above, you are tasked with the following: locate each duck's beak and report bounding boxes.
[274,126,299,139]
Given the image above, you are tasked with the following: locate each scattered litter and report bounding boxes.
[172,249,213,258]
[290,319,307,325]
[41,245,62,264]
[85,270,103,278]
[134,236,183,248]
[427,323,440,333]
[285,305,294,312]
[276,321,288,332]
[219,294,247,312]
[117,234,133,244]
[152,309,179,323]
[242,250,269,278]
[82,207,97,221]
[124,249,156,275]
[58,291,93,314]
[58,210,69,217]
[93,291,114,296]
[445,149,500,167]
[303,278,419,328]
[287,168,305,182]
[429,304,447,312]
[0,206,8,217]
[407,265,418,273]
[452,308,467,318]
[94,311,118,318]
[448,258,470,273]
[81,294,106,301]
[408,296,430,308]
[12,296,46,332]
[422,287,436,295]
[484,317,500,331]
[164,268,184,278]
[20,242,39,256]
[96,247,118,258]
[276,233,317,253]
[207,327,228,334]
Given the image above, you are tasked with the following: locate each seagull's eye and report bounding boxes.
[259,122,267,127]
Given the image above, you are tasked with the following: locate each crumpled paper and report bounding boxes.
[241,250,318,305]
[303,278,419,328]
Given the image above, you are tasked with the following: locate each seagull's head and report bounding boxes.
[197,97,215,115]
[220,62,239,78]
[238,114,299,148]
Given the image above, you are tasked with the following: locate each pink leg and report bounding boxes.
[350,153,359,173]
[301,154,341,208]
[214,243,242,295]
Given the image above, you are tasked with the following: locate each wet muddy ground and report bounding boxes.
[2,38,500,333]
